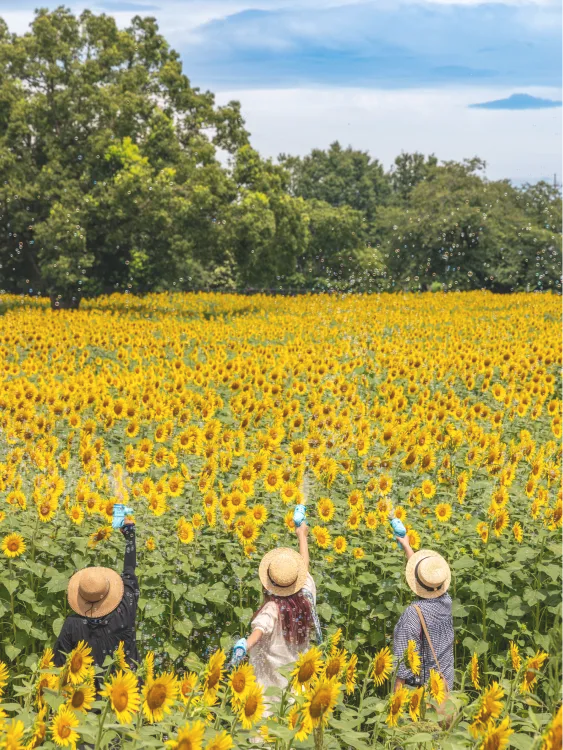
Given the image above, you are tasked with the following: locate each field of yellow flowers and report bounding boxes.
[0,291,561,750]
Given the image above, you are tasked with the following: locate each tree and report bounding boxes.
[0,8,247,304]
[389,152,439,204]
[377,161,561,292]
[279,141,391,221]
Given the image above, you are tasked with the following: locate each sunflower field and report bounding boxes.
[0,291,561,750]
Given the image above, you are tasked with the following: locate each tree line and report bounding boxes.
[0,7,561,305]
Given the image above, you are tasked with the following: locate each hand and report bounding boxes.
[396,534,414,559]
[120,520,135,535]
[295,522,308,539]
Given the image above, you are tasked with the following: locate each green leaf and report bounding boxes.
[2,579,18,595]
[174,620,193,638]
[4,644,21,661]
[509,733,535,750]
[538,563,561,581]
[53,617,65,637]
[404,734,434,744]
[317,602,332,621]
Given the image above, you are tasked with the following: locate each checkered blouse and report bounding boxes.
[393,592,454,689]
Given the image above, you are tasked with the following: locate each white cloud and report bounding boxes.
[215,85,562,183]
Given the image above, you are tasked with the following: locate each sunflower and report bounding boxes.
[229,663,255,706]
[67,641,94,685]
[476,522,489,543]
[238,683,264,729]
[512,521,523,543]
[406,640,421,676]
[520,651,549,694]
[470,682,505,736]
[303,677,340,728]
[428,669,446,705]
[409,686,424,722]
[492,509,509,537]
[68,504,84,525]
[2,720,25,749]
[114,641,129,671]
[372,647,393,686]
[249,504,268,525]
[263,469,282,492]
[434,503,452,523]
[37,499,57,523]
[166,721,205,750]
[179,672,198,704]
[421,480,436,499]
[311,526,331,550]
[88,525,112,548]
[50,706,80,747]
[385,686,409,727]
[406,527,421,550]
[346,511,362,530]
[378,475,393,496]
[287,704,313,741]
[28,706,47,749]
[509,641,521,671]
[365,511,379,530]
[2,532,26,558]
[317,497,335,522]
[205,731,234,750]
[542,706,562,750]
[100,669,141,724]
[479,717,513,750]
[177,518,195,545]
[291,646,323,691]
[345,653,357,694]
[0,660,9,694]
[202,650,226,705]
[236,519,259,546]
[324,648,347,680]
[352,547,365,560]
[142,672,179,723]
[65,681,95,713]
[470,653,480,690]
[333,536,347,555]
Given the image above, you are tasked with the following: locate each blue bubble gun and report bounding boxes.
[293,504,306,528]
[112,503,135,529]
[390,517,407,548]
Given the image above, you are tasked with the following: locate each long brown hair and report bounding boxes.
[254,590,313,647]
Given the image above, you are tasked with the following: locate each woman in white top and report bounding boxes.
[231,523,316,696]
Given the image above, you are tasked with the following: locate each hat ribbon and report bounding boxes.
[414,557,444,593]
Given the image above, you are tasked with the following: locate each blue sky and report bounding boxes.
[2,0,562,182]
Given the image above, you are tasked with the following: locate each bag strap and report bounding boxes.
[413,604,449,692]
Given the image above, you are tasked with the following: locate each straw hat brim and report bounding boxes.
[405,549,451,600]
[259,548,308,597]
[67,567,124,618]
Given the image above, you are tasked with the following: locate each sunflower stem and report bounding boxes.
[95,699,111,750]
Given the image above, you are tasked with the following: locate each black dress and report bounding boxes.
[53,525,139,671]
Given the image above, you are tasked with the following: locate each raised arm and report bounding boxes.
[396,534,414,561]
[121,521,136,574]
[296,523,309,571]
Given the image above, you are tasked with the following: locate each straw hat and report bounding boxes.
[67,567,124,618]
[259,548,308,597]
[405,549,451,600]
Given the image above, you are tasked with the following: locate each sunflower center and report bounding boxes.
[325,660,339,679]
[113,687,129,712]
[177,740,194,750]
[59,723,71,739]
[232,674,246,693]
[7,540,19,551]
[40,504,50,516]
[297,661,315,684]
[207,668,221,690]
[71,690,85,709]
[309,687,331,718]
[244,695,258,717]
[147,683,167,709]
[70,654,83,673]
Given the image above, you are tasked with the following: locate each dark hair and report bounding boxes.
[254,590,313,647]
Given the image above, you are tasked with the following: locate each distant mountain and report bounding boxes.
[469,93,562,110]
